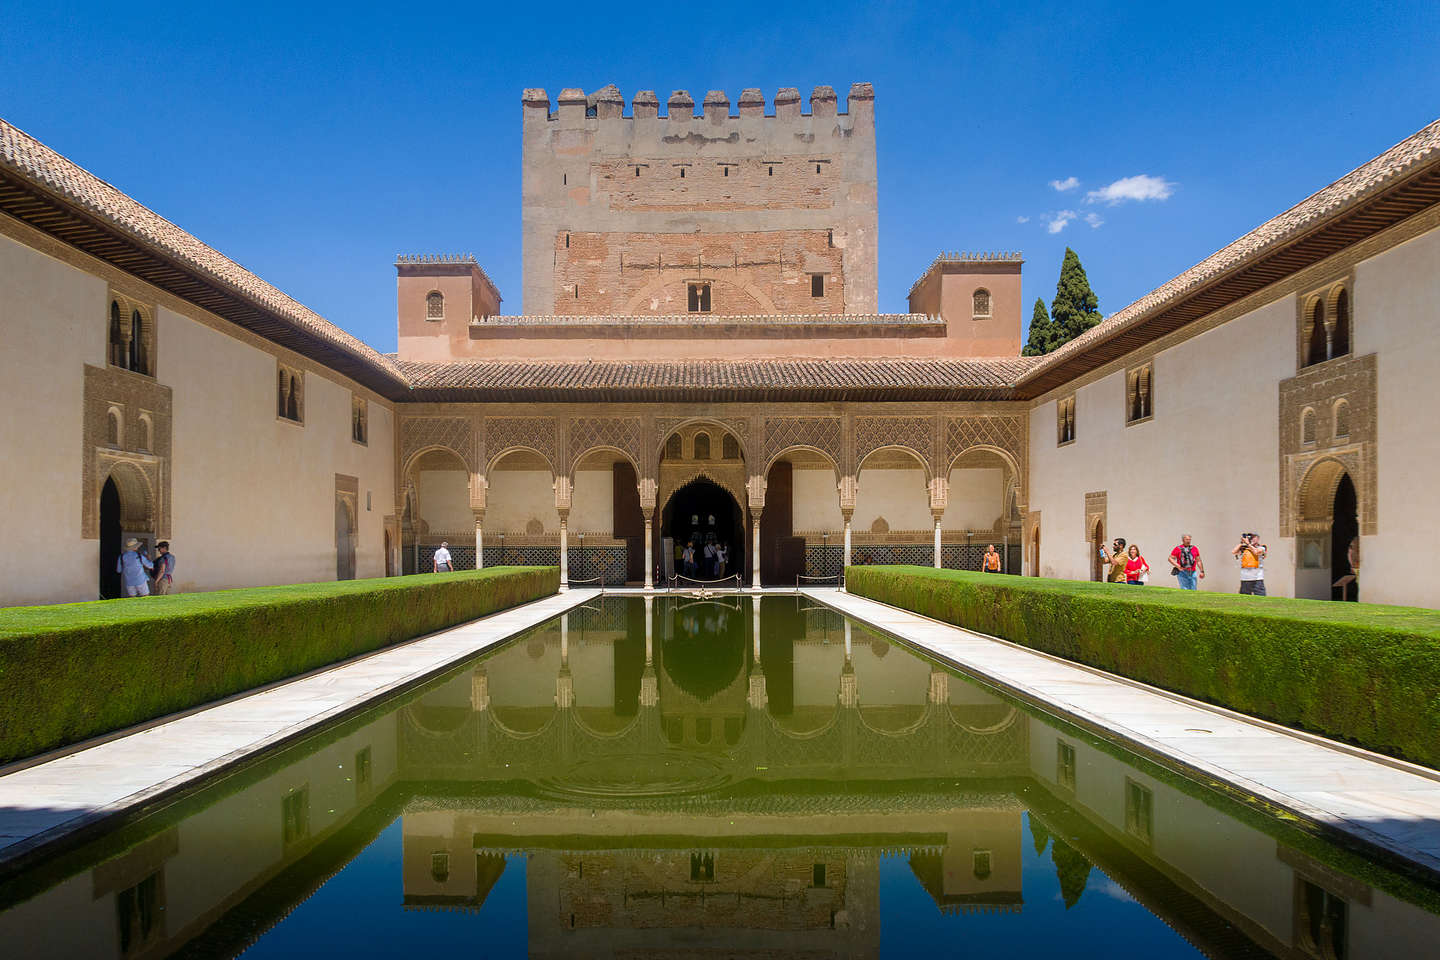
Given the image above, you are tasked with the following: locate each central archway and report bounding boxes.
[661,479,745,582]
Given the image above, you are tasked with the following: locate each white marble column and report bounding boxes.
[644,595,654,663]
[558,515,569,591]
[644,518,654,589]
[933,516,943,568]
[844,619,852,659]
[560,613,569,666]
[473,512,484,569]
[751,513,763,590]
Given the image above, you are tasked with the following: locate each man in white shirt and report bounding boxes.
[433,541,453,573]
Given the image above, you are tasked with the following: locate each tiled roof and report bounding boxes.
[1017,117,1440,390]
[0,117,408,389]
[399,357,1040,402]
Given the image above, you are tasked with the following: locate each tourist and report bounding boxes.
[1168,534,1204,590]
[1101,538,1128,583]
[982,544,1002,573]
[1124,544,1150,585]
[1234,533,1267,596]
[715,542,728,578]
[152,540,177,595]
[682,541,697,578]
[433,540,453,573]
[116,538,153,597]
[703,539,717,577]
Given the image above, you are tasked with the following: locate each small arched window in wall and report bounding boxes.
[665,433,682,459]
[109,300,126,367]
[693,432,711,460]
[106,407,122,447]
[1126,364,1153,424]
[973,288,992,319]
[129,309,146,374]
[1305,298,1328,367]
[1057,395,1076,445]
[1332,287,1351,359]
[351,396,368,444]
[1301,407,1317,445]
[425,291,444,321]
[277,363,303,423]
[1333,399,1350,439]
[138,413,153,453]
[722,434,739,459]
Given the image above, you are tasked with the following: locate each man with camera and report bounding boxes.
[1233,533,1267,595]
[1168,534,1204,590]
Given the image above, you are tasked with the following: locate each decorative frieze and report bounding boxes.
[485,416,558,471]
[1278,352,1377,537]
[400,416,476,473]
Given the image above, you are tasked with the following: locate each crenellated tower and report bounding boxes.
[520,83,878,316]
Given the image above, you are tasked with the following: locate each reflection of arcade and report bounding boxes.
[661,479,744,581]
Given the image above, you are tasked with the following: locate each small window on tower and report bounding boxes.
[426,291,444,321]
[688,282,711,313]
[811,274,824,298]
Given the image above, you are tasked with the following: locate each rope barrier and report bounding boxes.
[565,575,605,595]
[668,572,744,593]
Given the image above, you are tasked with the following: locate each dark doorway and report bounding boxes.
[613,460,645,583]
[1090,520,1105,582]
[760,461,803,586]
[335,498,356,581]
[99,476,122,599]
[661,479,744,583]
[1331,473,1359,601]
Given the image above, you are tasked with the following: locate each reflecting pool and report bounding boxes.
[2,595,1437,958]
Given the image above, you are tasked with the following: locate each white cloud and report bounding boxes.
[1016,215,1030,224]
[1086,174,1175,205]
[1049,176,1079,192]
[1046,210,1077,234]
[1085,212,1104,229]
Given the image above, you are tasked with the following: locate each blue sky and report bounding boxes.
[3,1,1437,352]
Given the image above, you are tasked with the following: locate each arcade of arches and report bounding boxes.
[395,406,1029,587]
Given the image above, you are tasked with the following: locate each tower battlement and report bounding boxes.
[520,83,878,316]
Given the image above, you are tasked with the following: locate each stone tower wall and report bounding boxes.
[521,83,878,316]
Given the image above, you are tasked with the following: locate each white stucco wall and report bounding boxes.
[0,235,102,605]
[0,231,396,603]
[791,467,843,530]
[1027,295,1294,594]
[571,468,615,534]
[487,469,560,533]
[853,468,931,531]
[941,466,1005,530]
[1352,226,1440,606]
[417,469,471,533]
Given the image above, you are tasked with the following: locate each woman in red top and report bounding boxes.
[1124,544,1150,585]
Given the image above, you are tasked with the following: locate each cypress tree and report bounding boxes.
[1049,247,1103,347]
[1023,297,1054,356]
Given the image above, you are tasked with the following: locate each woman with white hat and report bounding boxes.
[117,537,154,597]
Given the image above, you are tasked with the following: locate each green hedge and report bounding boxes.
[0,567,558,763]
[844,566,1440,769]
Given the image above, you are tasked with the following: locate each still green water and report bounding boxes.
[1,595,1436,958]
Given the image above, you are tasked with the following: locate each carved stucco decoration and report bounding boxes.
[485,416,558,472]
[82,364,172,539]
[1279,353,1377,537]
[401,416,476,474]
[762,416,843,471]
[567,416,644,474]
[853,416,935,475]
[1083,491,1107,542]
[655,416,750,463]
[656,461,749,520]
[944,415,1025,472]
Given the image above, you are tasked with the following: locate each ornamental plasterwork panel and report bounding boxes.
[1083,491,1107,542]
[944,415,1025,471]
[82,364,172,539]
[1278,352,1377,537]
[400,416,476,474]
[853,416,935,474]
[656,460,749,520]
[762,416,843,471]
[567,416,644,474]
[655,417,751,460]
[485,416,558,472]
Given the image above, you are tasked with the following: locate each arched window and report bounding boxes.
[693,432,711,460]
[1057,396,1076,445]
[665,434,682,459]
[109,300,126,368]
[1127,364,1154,423]
[1332,288,1350,359]
[722,434,739,459]
[1333,399,1350,439]
[425,291,444,320]
[1301,407,1317,445]
[1138,366,1152,419]
[972,288,992,319]
[287,379,299,421]
[352,396,368,444]
[1305,298,1328,366]
[129,309,146,374]
[106,408,122,447]
[278,364,303,423]
[277,368,288,418]
[138,414,153,452]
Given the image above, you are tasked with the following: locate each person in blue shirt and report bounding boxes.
[117,537,154,597]
[152,540,176,594]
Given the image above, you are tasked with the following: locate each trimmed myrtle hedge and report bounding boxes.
[845,566,1440,769]
[0,567,557,763]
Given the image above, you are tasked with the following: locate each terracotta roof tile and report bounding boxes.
[398,357,1040,402]
[0,117,407,386]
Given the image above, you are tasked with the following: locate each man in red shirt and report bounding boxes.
[1169,534,1204,590]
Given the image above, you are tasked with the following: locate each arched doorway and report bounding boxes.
[99,476,123,599]
[1331,473,1359,601]
[1030,524,1041,577]
[661,479,745,582]
[335,497,356,581]
[1090,518,1105,582]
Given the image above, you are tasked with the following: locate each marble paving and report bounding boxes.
[808,587,1440,878]
[0,589,600,867]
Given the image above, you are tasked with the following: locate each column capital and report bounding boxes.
[838,475,858,512]
[553,475,573,512]
[928,476,949,513]
[638,476,658,513]
[746,474,767,511]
